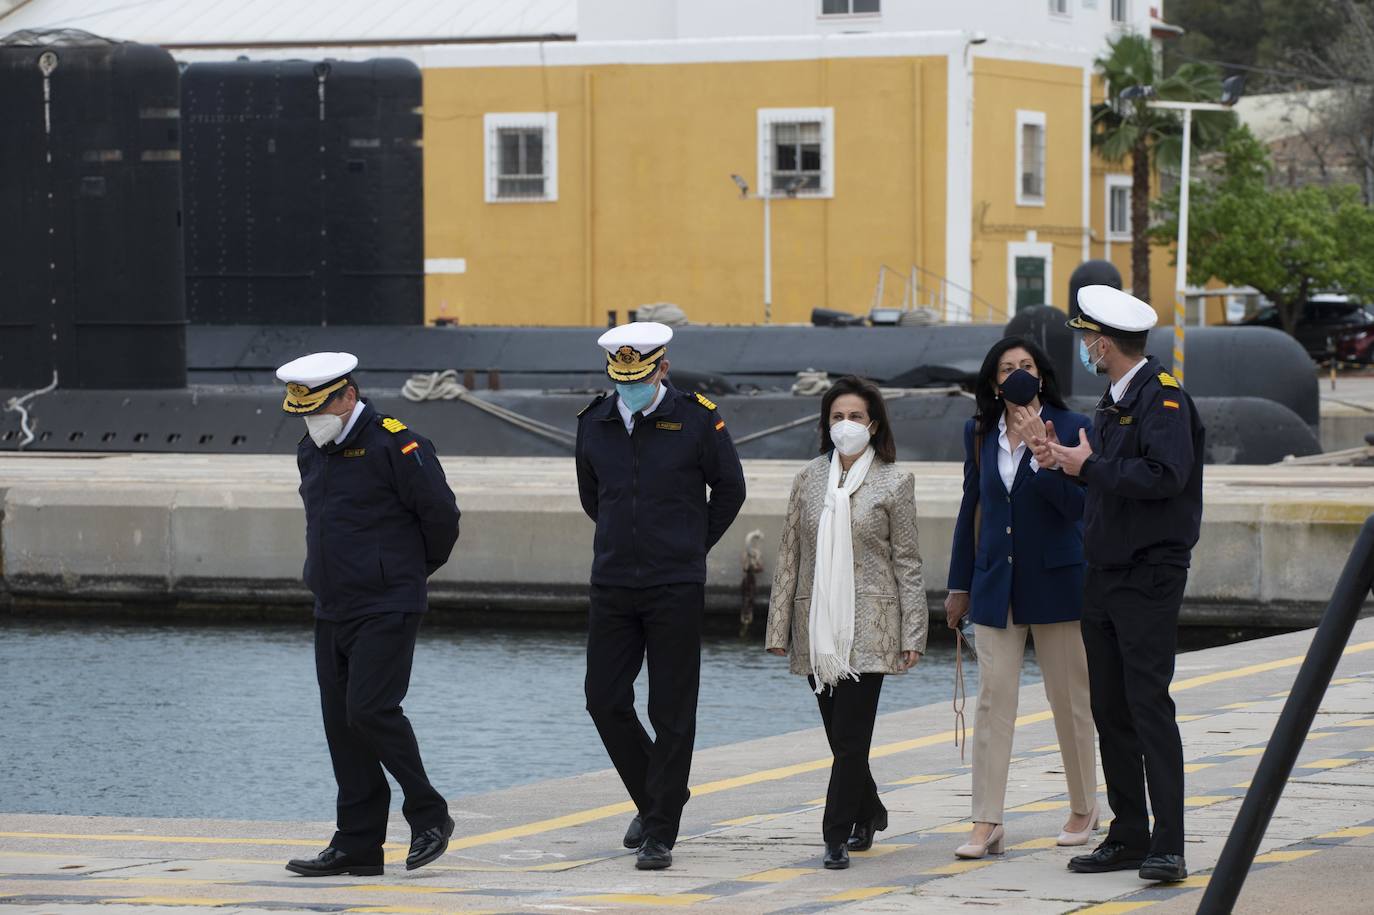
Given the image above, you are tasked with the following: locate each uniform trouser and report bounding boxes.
[1081,564,1188,857]
[315,611,448,856]
[809,673,886,845]
[970,611,1097,825]
[585,582,704,849]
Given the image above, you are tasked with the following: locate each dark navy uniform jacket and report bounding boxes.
[575,383,747,588]
[947,404,1092,628]
[296,402,461,620]
[1077,356,1205,569]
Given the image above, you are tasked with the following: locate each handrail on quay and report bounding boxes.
[1198,514,1374,914]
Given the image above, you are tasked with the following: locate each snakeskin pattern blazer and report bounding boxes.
[765,455,929,675]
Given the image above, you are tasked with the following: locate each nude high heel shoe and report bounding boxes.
[954,824,1005,859]
[1056,802,1101,846]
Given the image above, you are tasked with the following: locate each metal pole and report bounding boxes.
[763,192,772,324]
[1197,515,1374,914]
[1173,108,1192,385]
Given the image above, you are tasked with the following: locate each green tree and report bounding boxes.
[1166,0,1349,87]
[1152,128,1374,336]
[1092,32,1233,302]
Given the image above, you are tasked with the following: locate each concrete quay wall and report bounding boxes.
[1,454,1372,625]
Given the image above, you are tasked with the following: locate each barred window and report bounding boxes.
[1017,111,1046,205]
[484,113,557,203]
[1111,0,1129,23]
[758,108,834,198]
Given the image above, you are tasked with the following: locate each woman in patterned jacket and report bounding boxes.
[764,375,928,872]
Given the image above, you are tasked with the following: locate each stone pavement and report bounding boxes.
[5,620,1374,914]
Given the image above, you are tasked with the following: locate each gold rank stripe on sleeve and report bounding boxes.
[715,420,726,431]
[1158,372,1180,389]
[381,417,408,434]
[401,441,420,455]
[1162,399,1180,410]
[694,392,717,411]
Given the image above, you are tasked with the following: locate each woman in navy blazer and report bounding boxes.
[945,336,1099,858]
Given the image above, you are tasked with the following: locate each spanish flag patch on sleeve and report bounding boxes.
[1162,399,1180,410]
[401,440,420,455]
[714,419,726,431]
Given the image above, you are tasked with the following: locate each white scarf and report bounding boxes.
[808,445,875,693]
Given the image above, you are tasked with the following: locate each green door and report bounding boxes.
[1015,257,1046,311]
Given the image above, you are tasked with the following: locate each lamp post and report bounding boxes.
[731,173,805,324]
[1118,76,1244,385]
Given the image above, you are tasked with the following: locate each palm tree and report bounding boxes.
[1092,33,1233,301]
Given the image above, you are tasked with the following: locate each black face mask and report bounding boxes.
[999,368,1041,407]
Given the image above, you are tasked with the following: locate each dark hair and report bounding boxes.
[972,336,1069,437]
[818,375,898,463]
[1114,334,1147,358]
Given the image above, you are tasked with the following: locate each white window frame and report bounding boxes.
[1110,0,1130,24]
[757,107,835,199]
[1007,237,1055,312]
[1106,174,1132,241]
[1015,110,1047,207]
[484,112,558,204]
[818,0,881,18]
[1048,0,1071,18]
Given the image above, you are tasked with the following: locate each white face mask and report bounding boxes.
[830,419,873,457]
[304,412,344,448]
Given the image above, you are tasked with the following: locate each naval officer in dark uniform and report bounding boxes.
[1034,287,1204,884]
[276,352,460,878]
[575,321,747,870]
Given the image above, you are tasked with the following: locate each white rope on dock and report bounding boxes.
[401,370,576,449]
[4,370,58,450]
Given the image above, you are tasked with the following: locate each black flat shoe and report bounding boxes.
[847,811,889,852]
[406,815,455,871]
[823,841,850,870]
[1139,853,1188,882]
[623,814,645,850]
[1068,840,1147,874]
[636,837,673,870]
[285,845,383,877]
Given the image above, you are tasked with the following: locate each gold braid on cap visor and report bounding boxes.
[281,377,349,414]
[605,345,665,382]
[1067,315,1103,332]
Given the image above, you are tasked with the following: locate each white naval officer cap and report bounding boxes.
[275,352,359,415]
[597,321,674,382]
[1068,285,1158,340]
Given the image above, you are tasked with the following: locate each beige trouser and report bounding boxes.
[971,610,1097,825]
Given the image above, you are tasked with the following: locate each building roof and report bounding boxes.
[0,0,576,48]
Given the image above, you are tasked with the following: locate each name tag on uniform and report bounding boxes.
[1118,416,1134,425]
[655,421,683,431]
[343,448,367,457]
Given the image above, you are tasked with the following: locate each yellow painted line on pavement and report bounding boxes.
[1306,731,1338,740]
[1174,875,1211,888]
[851,843,912,858]
[1030,743,1061,753]
[714,812,784,827]
[1253,849,1318,863]
[1339,718,1374,727]
[926,821,975,834]
[890,773,952,785]
[564,894,714,906]
[1184,763,1217,773]
[1330,677,1364,685]
[825,886,903,901]
[1184,796,1233,808]
[1010,837,1059,850]
[1172,640,1374,693]
[1176,715,1207,722]
[924,860,994,875]
[86,877,238,887]
[1298,758,1359,769]
[1009,800,1068,812]
[1221,701,1257,709]
[738,866,817,882]
[1073,903,1155,914]
[1234,780,1253,789]
[105,898,247,908]
[351,885,469,895]
[1319,826,1374,838]
[1220,747,1266,757]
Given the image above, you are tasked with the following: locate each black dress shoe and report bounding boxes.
[406,815,455,871]
[1139,853,1188,882]
[636,837,673,870]
[285,845,383,877]
[623,814,645,850]
[847,811,889,852]
[1067,840,1147,873]
[823,841,850,870]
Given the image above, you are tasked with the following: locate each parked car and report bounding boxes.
[1336,325,1374,364]
[1233,295,1374,361]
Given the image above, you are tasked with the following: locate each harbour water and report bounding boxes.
[0,618,1031,822]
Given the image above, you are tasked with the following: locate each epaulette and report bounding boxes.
[693,392,718,411]
[379,416,409,434]
[1157,372,1180,389]
[577,393,607,418]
